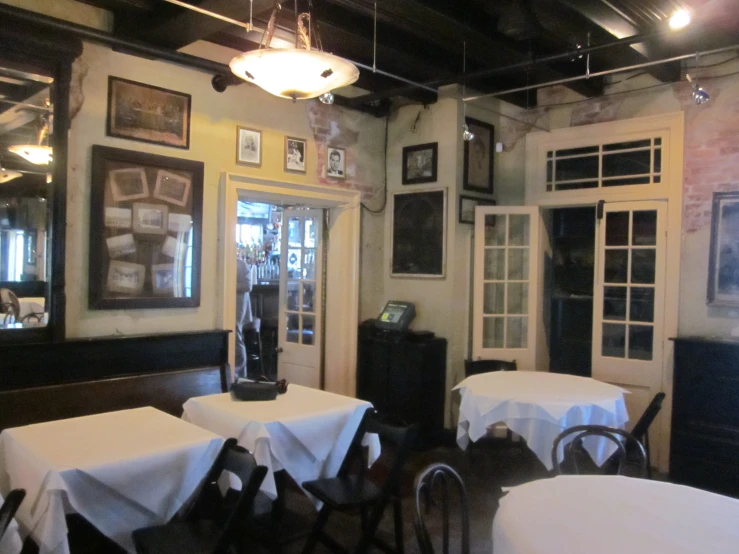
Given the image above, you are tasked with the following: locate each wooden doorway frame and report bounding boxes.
[218,172,361,396]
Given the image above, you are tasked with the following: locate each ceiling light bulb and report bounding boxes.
[8,145,53,165]
[669,9,691,30]
[692,85,710,105]
[0,169,22,184]
[319,91,335,105]
[462,123,475,142]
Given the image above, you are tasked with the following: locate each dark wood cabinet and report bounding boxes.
[670,337,739,498]
[357,323,446,445]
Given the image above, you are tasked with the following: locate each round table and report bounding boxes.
[454,372,629,469]
[493,475,739,554]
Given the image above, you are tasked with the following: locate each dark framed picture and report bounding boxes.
[285,136,307,173]
[402,142,438,184]
[107,76,191,149]
[459,195,496,224]
[463,118,494,194]
[89,145,203,310]
[326,146,346,179]
[236,126,262,167]
[391,188,447,278]
[708,191,739,306]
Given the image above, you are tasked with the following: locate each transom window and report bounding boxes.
[546,138,662,192]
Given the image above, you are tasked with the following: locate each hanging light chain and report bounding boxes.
[373,1,378,73]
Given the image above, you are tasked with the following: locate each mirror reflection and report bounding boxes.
[0,61,53,329]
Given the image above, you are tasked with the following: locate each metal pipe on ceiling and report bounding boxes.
[464,43,739,102]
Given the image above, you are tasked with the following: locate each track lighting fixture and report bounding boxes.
[462,122,475,142]
[318,91,335,105]
[461,42,474,141]
[686,74,710,105]
[669,9,691,30]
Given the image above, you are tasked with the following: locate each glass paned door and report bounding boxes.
[592,201,666,388]
[278,208,323,388]
[473,206,539,366]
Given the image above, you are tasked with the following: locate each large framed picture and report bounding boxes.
[107,76,191,149]
[236,126,262,167]
[285,136,307,174]
[463,118,494,194]
[459,195,496,224]
[708,191,739,306]
[391,188,447,278]
[89,145,203,309]
[402,142,438,185]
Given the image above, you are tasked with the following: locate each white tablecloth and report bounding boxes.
[454,372,629,469]
[0,407,224,554]
[0,491,24,554]
[183,385,381,502]
[493,475,739,554]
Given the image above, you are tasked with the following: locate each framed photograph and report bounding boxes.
[463,118,495,194]
[708,192,739,306]
[132,202,168,235]
[107,76,191,149]
[285,136,307,173]
[459,195,496,224]
[326,147,346,179]
[391,188,447,278]
[153,170,191,207]
[236,126,262,167]
[89,145,203,309]
[402,142,438,185]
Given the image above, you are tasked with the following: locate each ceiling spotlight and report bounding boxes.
[686,74,710,105]
[319,91,335,105]
[462,123,475,142]
[669,9,691,30]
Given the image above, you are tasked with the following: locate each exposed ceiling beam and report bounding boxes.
[119,0,284,50]
[75,0,156,12]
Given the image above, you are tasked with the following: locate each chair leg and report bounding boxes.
[645,433,653,479]
[354,501,390,554]
[393,496,404,554]
[302,506,333,554]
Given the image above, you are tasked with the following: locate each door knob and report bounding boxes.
[276,347,284,354]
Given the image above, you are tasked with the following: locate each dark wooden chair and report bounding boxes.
[0,488,25,543]
[413,464,469,554]
[301,411,418,554]
[464,359,517,377]
[630,392,666,478]
[132,438,268,554]
[551,425,647,477]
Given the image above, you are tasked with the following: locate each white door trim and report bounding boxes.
[217,172,361,396]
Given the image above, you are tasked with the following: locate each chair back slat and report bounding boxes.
[337,406,374,478]
[0,488,25,541]
[414,464,469,554]
[464,359,516,377]
[631,392,666,441]
[552,425,647,477]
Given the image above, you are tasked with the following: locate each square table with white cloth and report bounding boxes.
[454,372,629,469]
[0,407,224,554]
[493,475,739,554]
[0,491,24,554]
[182,385,381,502]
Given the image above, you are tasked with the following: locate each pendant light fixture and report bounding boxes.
[8,112,53,166]
[0,167,21,184]
[461,41,475,142]
[229,1,359,102]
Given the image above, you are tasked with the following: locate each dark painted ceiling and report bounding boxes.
[28,0,739,113]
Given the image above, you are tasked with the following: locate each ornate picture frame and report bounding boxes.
[402,142,438,185]
[89,145,203,309]
[708,191,739,306]
[463,117,494,195]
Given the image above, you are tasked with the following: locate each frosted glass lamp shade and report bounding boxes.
[0,169,22,184]
[230,48,359,100]
[8,144,53,165]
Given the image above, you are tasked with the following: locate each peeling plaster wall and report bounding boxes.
[494,58,739,337]
[66,42,385,337]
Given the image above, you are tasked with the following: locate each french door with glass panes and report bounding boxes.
[278,208,323,388]
[472,206,540,369]
[592,201,667,424]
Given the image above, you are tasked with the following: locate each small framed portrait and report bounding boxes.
[132,202,169,235]
[402,142,438,185]
[106,260,146,295]
[326,147,346,179]
[109,168,149,202]
[107,76,191,149]
[236,126,262,167]
[708,192,739,306]
[458,195,496,224]
[104,207,132,229]
[153,170,191,207]
[152,263,176,295]
[285,136,307,173]
[463,118,495,194]
[106,233,137,258]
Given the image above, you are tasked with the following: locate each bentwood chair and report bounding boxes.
[552,425,647,478]
[629,392,666,478]
[0,489,25,544]
[414,464,469,554]
[132,438,267,554]
[301,411,418,554]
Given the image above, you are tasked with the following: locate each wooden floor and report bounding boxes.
[29,438,548,554]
